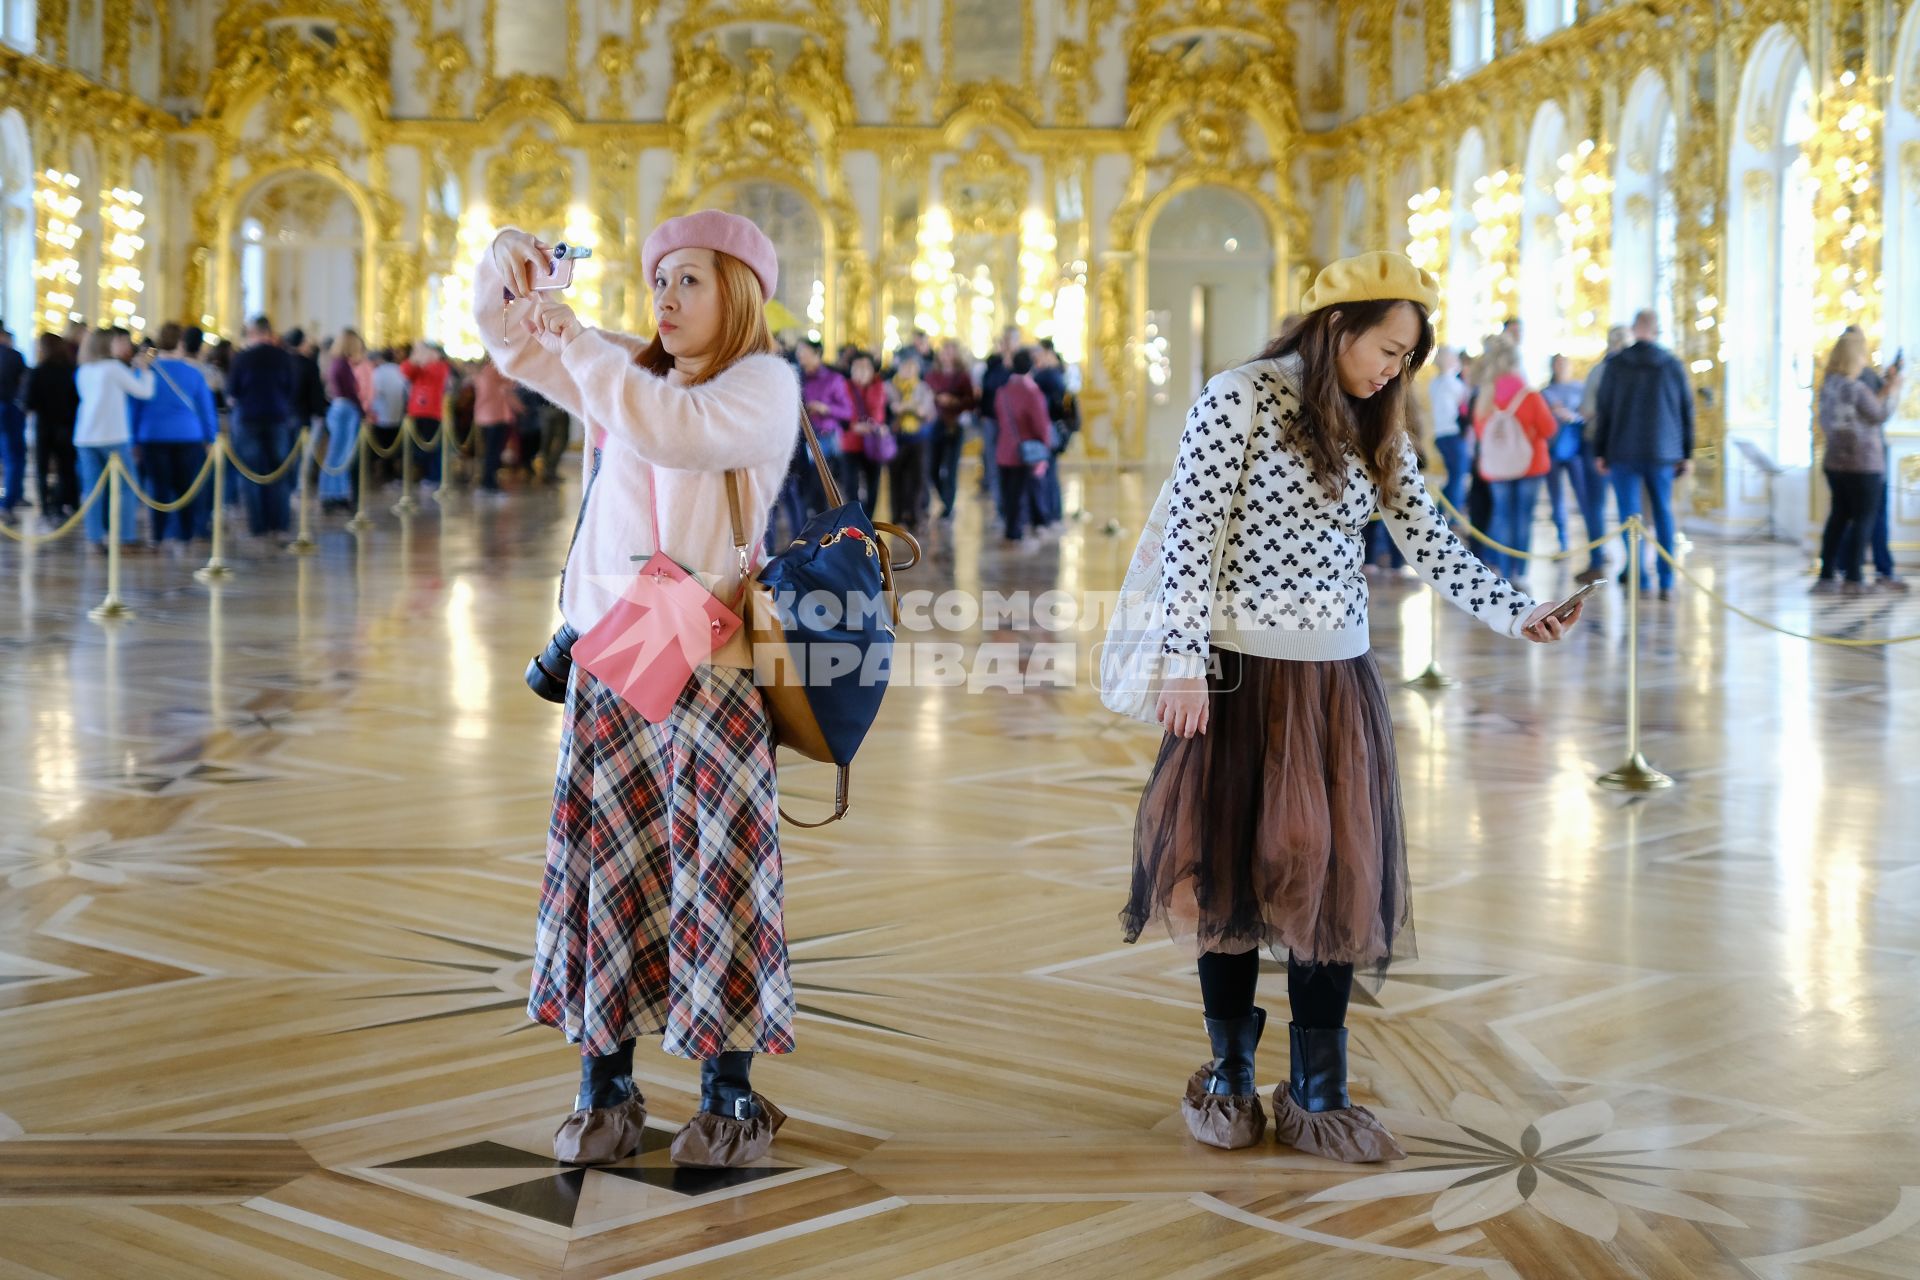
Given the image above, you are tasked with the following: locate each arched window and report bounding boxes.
[0,110,32,335]
[1884,2,1920,426]
[1525,0,1576,41]
[2,0,34,53]
[1518,102,1571,379]
[1391,1,1426,100]
[1448,128,1489,347]
[1727,28,1819,469]
[1343,14,1370,119]
[1450,0,1493,75]
[1612,71,1677,340]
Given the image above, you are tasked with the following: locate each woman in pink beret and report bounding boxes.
[477,211,799,1170]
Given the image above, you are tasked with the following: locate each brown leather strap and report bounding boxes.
[797,407,841,506]
[777,765,851,827]
[723,469,751,572]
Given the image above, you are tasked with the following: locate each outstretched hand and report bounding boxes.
[1520,599,1582,643]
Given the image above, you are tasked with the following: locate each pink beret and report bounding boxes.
[642,210,778,302]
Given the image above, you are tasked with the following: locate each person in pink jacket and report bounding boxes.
[469,356,523,493]
[478,211,800,1172]
[993,348,1053,544]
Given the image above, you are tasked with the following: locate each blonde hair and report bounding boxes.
[1479,335,1524,383]
[1826,330,1868,380]
[79,328,114,364]
[335,328,366,362]
[634,249,775,386]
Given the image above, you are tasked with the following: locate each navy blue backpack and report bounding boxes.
[725,415,920,826]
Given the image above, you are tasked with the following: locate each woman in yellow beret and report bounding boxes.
[1121,251,1584,1161]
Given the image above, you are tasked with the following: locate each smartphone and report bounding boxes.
[533,242,593,292]
[1547,579,1605,624]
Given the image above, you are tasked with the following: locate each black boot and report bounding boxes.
[699,1050,762,1121]
[671,1050,787,1167]
[1272,1024,1405,1163]
[1202,1008,1266,1097]
[1286,1024,1350,1113]
[555,1038,646,1165]
[1182,1007,1268,1149]
[577,1038,638,1110]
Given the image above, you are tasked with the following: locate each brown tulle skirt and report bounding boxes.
[1121,649,1414,982]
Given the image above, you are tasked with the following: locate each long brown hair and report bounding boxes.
[1256,299,1434,506]
[632,249,775,385]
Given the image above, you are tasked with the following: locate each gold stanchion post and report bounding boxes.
[435,412,454,504]
[1597,516,1674,791]
[289,427,317,555]
[195,440,235,582]
[347,431,373,532]
[393,418,420,514]
[1405,582,1459,690]
[88,453,135,622]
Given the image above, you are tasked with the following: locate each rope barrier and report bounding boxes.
[361,424,406,459]
[117,447,220,513]
[404,417,443,450]
[1646,535,1920,648]
[1431,486,1623,561]
[222,429,311,486]
[0,464,113,544]
[315,431,361,476]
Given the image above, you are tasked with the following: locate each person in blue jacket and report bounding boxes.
[130,322,219,546]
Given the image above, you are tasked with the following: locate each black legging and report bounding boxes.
[1198,949,1353,1030]
[1819,470,1886,583]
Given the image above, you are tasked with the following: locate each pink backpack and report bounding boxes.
[1478,389,1535,481]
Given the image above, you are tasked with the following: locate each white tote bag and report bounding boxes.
[1098,465,1240,723]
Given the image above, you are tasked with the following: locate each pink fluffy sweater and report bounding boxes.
[473,238,800,651]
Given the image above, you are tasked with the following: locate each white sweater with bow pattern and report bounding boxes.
[1160,354,1540,677]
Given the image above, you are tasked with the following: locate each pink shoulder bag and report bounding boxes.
[569,464,744,723]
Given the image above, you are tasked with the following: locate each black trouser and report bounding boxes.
[36,418,79,516]
[930,426,963,516]
[366,423,401,485]
[1467,470,1496,566]
[537,407,570,482]
[141,441,208,543]
[1197,949,1353,1030]
[412,416,442,484]
[850,454,883,514]
[1819,470,1886,583]
[998,460,1029,540]
[890,432,930,527]
[479,422,510,490]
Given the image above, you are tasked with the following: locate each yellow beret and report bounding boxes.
[1299,250,1440,315]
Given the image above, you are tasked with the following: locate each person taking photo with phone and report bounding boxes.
[1122,252,1583,1163]
[476,212,801,1171]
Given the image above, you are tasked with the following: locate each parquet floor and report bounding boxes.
[3,463,1919,1279]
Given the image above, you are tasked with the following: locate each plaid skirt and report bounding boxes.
[528,664,795,1060]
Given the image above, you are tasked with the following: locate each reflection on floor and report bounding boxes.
[3,466,1918,1279]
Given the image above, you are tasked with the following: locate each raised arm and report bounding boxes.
[1159,369,1256,679]
[1380,435,1539,638]
[472,229,587,419]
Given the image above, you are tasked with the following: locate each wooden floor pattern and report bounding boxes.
[3,464,1919,1279]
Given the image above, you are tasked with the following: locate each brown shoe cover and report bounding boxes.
[1180,1065,1268,1150]
[1271,1086,1405,1163]
[552,1093,648,1165]
[668,1094,787,1168]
